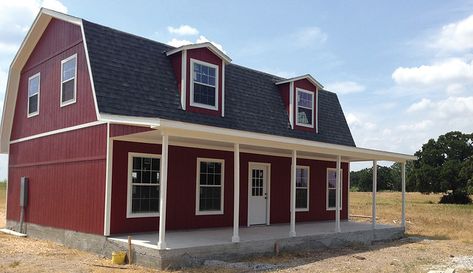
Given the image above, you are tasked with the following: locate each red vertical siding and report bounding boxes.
[11,18,97,140]
[7,124,107,235]
[293,79,317,132]
[110,141,348,234]
[186,48,223,116]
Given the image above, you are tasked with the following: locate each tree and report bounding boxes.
[411,131,473,203]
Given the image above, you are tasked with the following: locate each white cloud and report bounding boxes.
[293,27,327,48]
[167,25,199,36]
[325,81,366,94]
[431,14,473,52]
[407,98,432,112]
[392,58,473,87]
[167,38,192,48]
[166,35,226,53]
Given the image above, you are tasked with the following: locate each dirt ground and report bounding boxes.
[1,188,472,273]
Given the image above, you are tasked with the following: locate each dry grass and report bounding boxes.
[350,192,473,242]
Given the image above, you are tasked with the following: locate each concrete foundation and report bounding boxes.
[6,220,405,269]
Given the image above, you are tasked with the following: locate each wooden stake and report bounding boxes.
[127,236,132,264]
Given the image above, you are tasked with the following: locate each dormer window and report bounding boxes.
[190,59,218,110]
[296,88,314,128]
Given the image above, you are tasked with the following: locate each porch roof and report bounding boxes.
[104,114,416,163]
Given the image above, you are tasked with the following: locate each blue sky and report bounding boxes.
[1,0,473,178]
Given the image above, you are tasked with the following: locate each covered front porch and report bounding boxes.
[103,116,416,252]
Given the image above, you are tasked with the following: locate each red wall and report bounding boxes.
[11,18,97,140]
[110,141,348,234]
[186,48,223,116]
[110,124,154,138]
[293,79,317,132]
[7,124,107,234]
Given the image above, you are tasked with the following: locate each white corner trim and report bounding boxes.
[221,59,225,117]
[103,123,112,236]
[316,89,319,133]
[195,157,225,215]
[80,19,101,121]
[289,82,294,129]
[326,167,343,211]
[60,53,78,107]
[181,49,187,110]
[9,120,106,144]
[189,58,219,111]
[126,152,162,219]
[295,88,315,128]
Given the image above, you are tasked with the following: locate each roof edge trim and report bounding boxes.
[165,42,232,63]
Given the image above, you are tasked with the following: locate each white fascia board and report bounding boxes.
[165,42,232,64]
[97,114,416,162]
[158,119,416,162]
[99,113,161,127]
[276,74,324,90]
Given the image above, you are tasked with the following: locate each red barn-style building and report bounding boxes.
[0,9,415,267]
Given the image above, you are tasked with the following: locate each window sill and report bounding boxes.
[296,208,309,212]
[126,212,160,218]
[190,101,218,111]
[326,207,343,211]
[27,112,39,118]
[195,210,224,216]
[60,99,76,108]
[295,122,314,128]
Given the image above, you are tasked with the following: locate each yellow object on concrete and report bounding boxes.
[111,251,126,265]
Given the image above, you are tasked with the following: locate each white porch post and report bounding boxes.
[289,150,297,237]
[335,155,341,233]
[372,160,377,229]
[232,143,240,242]
[401,162,406,227]
[157,134,169,249]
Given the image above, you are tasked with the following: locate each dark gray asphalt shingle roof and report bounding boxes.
[82,20,355,147]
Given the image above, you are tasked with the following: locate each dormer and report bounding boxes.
[276,75,323,133]
[166,43,231,117]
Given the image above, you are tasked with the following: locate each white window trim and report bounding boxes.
[195,157,225,215]
[189,58,219,111]
[295,165,310,212]
[295,88,314,128]
[126,152,161,218]
[27,72,40,118]
[60,53,78,107]
[326,167,343,211]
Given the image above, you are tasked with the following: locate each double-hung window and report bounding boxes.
[326,168,343,210]
[127,153,160,218]
[190,59,218,110]
[61,54,77,106]
[296,88,314,127]
[196,158,224,215]
[27,73,40,117]
[296,166,310,211]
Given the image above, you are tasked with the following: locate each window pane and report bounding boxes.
[62,79,75,103]
[193,83,216,107]
[28,76,39,96]
[62,57,76,81]
[28,94,38,114]
[199,186,221,211]
[328,189,336,208]
[296,189,308,209]
[297,107,313,125]
[133,157,142,170]
[132,185,159,213]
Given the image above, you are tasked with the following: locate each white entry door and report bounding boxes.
[248,163,269,225]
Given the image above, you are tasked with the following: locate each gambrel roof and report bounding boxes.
[82,20,355,147]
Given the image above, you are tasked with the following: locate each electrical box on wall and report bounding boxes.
[20,177,28,208]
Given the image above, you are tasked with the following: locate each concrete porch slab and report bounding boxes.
[109,220,395,250]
